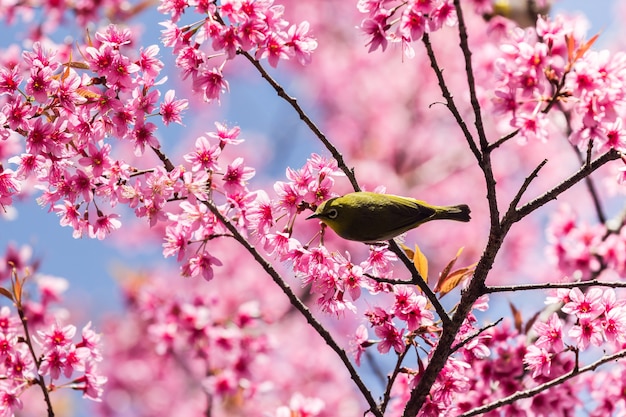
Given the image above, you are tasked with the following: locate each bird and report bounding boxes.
[307,191,471,243]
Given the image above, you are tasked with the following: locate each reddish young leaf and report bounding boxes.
[524,311,541,335]
[0,287,13,302]
[435,247,464,292]
[574,33,600,62]
[509,301,523,334]
[435,263,477,298]
[565,34,575,64]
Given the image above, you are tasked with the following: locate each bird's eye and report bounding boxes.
[327,208,338,219]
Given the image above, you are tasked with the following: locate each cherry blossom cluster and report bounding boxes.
[528,287,626,367]
[377,295,525,416]
[355,285,435,363]
[357,0,458,57]
[360,306,472,415]
[545,203,624,279]
[270,393,325,417]
[386,307,580,416]
[0,0,129,35]
[0,244,105,417]
[0,26,189,238]
[508,285,626,416]
[458,318,578,416]
[95,259,360,416]
[162,123,261,280]
[489,14,626,150]
[105,270,272,411]
[158,0,318,101]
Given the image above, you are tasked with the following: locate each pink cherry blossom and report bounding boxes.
[533,312,564,352]
[561,287,605,319]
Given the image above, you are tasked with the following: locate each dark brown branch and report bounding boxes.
[486,279,626,293]
[238,50,361,192]
[459,348,626,417]
[450,318,503,354]
[487,128,520,152]
[201,199,382,416]
[506,159,548,216]
[388,240,452,328]
[421,33,481,162]
[212,8,360,192]
[452,0,489,151]
[511,149,620,222]
[381,345,411,413]
[16,300,55,416]
[151,146,176,172]
[365,273,412,285]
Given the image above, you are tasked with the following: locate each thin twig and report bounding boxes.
[17,305,55,417]
[381,345,411,413]
[558,102,607,224]
[202,199,382,417]
[487,128,520,152]
[388,240,452,328]
[505,159,548,216]
[365,273,412,285]
[486,279,626,293]
[459,348,626,417]
[421,33,481,162]
[450,318,503,354]
[452,0,488,151]
[212,8,360,191]
[541,66,570,115]
[511,149,620,222]
[238,50,361,192]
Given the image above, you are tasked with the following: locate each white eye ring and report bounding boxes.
[327,208,338,219]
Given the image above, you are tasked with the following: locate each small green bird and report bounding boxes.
[307,191,471,243]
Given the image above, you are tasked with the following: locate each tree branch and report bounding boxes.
[452,0,488,151]
[388,240,452,328]
[459,349,626,417]
[450,318,503,354]
[202,199,382,416]
[421,33,481,163]
[510,149,620,223]
[505,159,548,216]
[380,345,411,413]
[487,129,520,152]
[238,50,361,192]
[486,279,626,293]
[15,285,55,417]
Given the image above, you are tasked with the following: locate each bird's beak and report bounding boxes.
[306,213,320,220]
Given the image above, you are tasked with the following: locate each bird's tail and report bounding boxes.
[433,204,471,223]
